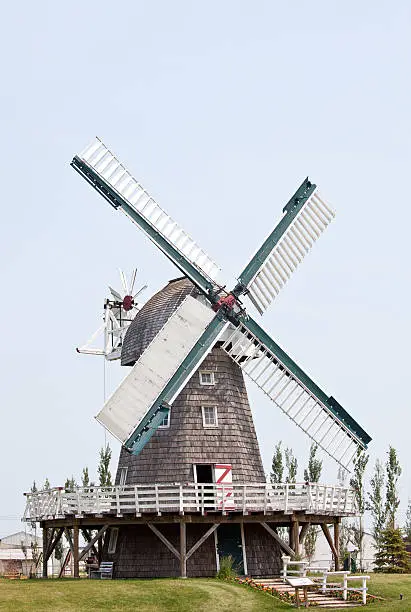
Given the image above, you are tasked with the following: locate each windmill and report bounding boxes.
[76,269,147,360]
[72,137,370,470]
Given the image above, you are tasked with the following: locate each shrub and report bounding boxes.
[217,555,238,579]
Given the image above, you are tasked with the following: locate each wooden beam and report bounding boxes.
[81,528,99,558]
[291,517,300,556]
[79,525,109,561]
[299,522,310,545]
[334,520,340,571]
[321,523,338,568]
[186,524,218,560]
[42,527,48,578]
[45,528,64,562]
[148,523,180,560]
[73,524,79,578]
[64,528,74,554]
[261,522,295,557]
[180,521,187,578]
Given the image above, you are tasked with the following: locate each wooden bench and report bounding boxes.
[90,561,114,579]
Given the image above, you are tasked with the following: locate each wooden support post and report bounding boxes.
[334,520,340,571]
[73,523,79,578]
[299,522,310,545]
[42,527,48,578]
[320,523,338,570]
[180,521,187,578]
[291,517,300,557]
[98,535,103,564]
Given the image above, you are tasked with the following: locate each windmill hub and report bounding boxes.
[212,293,237,313]
[122,295,134,311]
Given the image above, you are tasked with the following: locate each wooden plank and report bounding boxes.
[79,525,108,561]
[148,523,180,560]
[186,524,218,560]
[261,522,295,557]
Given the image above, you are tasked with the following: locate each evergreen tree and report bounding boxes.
[31,481,37,493]
[385,446,401,528]
[367,459,386,554]
[349,449,369,570]
[285,447,298,483]
[98,444,113,487]
[304,444,322,562]
[270,442,283,484]
[43,478,50,490]
[374,527,410,573]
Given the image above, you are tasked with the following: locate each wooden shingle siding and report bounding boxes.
[115,346,265,485]
[244,523,283,576]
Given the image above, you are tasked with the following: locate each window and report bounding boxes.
[199,370,215,386]
[108,528,119,554]
[202,405,218,427]
[118,467,128,486]
[159,409,171,428]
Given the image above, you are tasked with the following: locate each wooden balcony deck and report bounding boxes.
[23,482,356,522]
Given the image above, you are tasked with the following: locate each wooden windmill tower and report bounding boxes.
[22,137,371,580]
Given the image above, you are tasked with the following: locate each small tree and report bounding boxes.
[270,442,284,484]
[349,449,369,570]
[65,476,77,492]
[43,478,50,490]
[367,459,386,554]
[82,467,90,487]
[385,447,401,528]
[285,447,298,483]
[405,501,411,543]
[98,445,113,487]
[374,527,410,573]
[304,444,322,562]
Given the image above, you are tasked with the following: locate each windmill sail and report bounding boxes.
[222,317,371,469]
[236,179,335,315]
[97,296,229,454]
[72,138,220,296]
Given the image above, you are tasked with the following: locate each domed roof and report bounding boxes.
[121,277,200,366]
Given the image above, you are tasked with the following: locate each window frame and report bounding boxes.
[158,409,171,429]
[201,405,218,428]
[108,528,119,554]
[118,467,128,486]
[199,370,215,386]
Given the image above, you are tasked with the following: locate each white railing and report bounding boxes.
[23,482,356,522]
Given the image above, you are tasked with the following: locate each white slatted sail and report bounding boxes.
[246,189,335,314]
[96,296,215,443]
[222,325,361,469]
[79,138,220,282]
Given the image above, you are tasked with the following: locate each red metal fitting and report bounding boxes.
[212,294,237,312]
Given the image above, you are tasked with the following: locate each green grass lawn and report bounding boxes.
[0,575,410,611]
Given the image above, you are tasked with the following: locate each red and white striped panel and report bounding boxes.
[215,464,234,510]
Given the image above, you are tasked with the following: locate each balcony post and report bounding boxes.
[73,523,79,578]
[334,519,340,570]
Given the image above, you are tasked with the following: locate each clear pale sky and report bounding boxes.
[1,1,410,537]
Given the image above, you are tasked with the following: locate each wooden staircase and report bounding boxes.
[253,578,361,608]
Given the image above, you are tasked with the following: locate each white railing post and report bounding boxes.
[155,484,160,514]
[285,483,289,512]
[134,485,140,516]
[242,485,246,515]
[362,577,367,605]
[179,483,183,514]
[343,573,348,600]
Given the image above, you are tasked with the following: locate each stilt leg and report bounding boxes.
[334,520,340,571]
[42,527,48,578]
[73,524,79,578]
[180,521,187,578]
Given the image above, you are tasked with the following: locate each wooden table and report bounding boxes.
[285,577,315,608]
